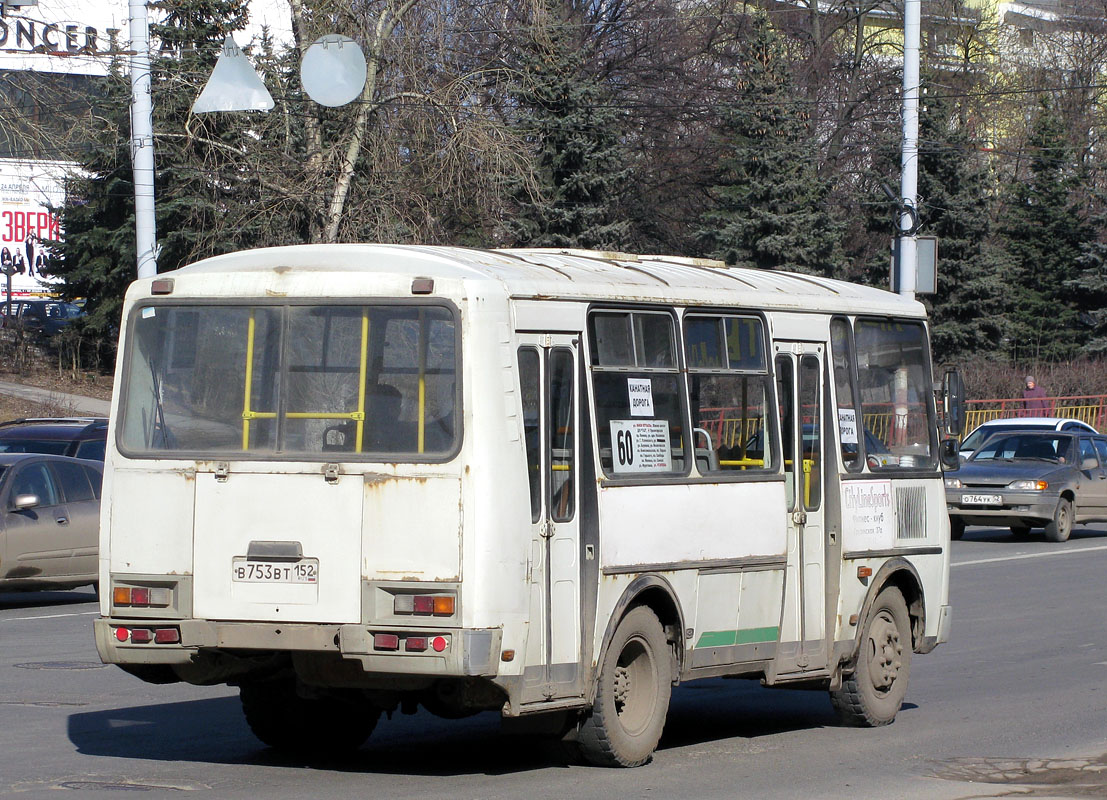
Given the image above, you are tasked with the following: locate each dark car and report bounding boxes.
[0,417,107,461]
[0,452,102,592]
[1,299,85,335]
[944,430,1107,542]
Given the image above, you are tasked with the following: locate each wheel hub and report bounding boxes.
[613,664,631,711]
[869,614,902,691]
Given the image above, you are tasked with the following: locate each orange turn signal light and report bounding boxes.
[113,587,132,606]
[433,596,455,616]
[857,566,873,579]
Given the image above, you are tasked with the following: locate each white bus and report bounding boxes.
[95,245,960,767]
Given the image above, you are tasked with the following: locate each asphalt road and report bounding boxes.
[2,526,1106,800]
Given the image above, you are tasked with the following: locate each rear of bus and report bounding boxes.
[94,257,520,750]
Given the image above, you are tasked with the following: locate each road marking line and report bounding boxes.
[0,610,99,622]
[953,544,1107,568]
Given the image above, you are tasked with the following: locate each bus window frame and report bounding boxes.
[585,304,692,484]
[681,310,779,479]
[830,315,865,474]
[115,297,464,465]
[847,314,941,477]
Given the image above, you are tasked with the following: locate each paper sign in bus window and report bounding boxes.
[610,419,672,473]
[627,378,655,417]
[838,408,858,444]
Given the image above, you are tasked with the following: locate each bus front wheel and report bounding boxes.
[830,586,911,727]
[578,606,672,767]
[240,678,379,754]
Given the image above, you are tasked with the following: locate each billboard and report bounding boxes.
[0,158,67,297]
[0,1,292,76]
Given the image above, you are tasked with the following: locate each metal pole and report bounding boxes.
[129,0,157,279]
[898,0,920,300]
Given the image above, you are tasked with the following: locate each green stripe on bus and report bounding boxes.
[695,626,779,648]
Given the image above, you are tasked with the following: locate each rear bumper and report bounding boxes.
[94,617,502,677]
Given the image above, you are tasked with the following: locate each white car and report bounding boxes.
[959,417,1098,459]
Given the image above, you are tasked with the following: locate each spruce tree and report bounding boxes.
[47,0,262,341]
[1068,197,1107,355]
[505,2,631,250]
[46,62,135,341]
[916,90,1006,363]
[998,98,1094,362]
[698,13,843,275]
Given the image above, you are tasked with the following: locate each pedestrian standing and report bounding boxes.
[1021,375,1048,417]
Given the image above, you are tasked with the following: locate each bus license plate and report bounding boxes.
[961,494,1001,506]
[232,558,319,584]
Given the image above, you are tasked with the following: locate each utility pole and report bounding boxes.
[898,0,921,300]
[129,0,157,279]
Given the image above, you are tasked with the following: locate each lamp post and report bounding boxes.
[129,0,157,279]
[898,0,921,300]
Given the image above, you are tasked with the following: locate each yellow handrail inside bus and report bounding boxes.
[242,311,256,450]
[241,308,371,452]
[355,311,369,453]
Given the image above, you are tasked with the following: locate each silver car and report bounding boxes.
[945,430,1107,542]
[0,453,102,591]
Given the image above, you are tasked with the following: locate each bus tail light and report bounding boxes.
[111,583,172,608]
[154,627,180,644]
[374,633,400,651]
[130,628,154,644]
[394,593,456,617]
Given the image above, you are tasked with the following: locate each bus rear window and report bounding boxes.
[119,304,458,459]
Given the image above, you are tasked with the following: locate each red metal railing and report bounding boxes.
[964,394,1107,432]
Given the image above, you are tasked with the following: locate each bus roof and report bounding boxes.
[158,244,925,318]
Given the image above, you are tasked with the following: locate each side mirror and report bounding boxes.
[939,438,960,471]
[12,493,39,511]
[942,369,965,437]
[1082,457,1099,471]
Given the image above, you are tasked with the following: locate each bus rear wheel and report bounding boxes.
[578,606,671,767]
[240,678,379,754]
[830,586,911,727]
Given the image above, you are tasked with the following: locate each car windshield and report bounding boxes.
[960,423,1053,452]
[42,302,83,320]
[969,433,1073,464]
[0,438,70,455]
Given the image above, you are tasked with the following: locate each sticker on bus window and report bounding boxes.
[838,408,858,444]
[141,307,156,319]
[627,378,654,417]
[610,419,672,473]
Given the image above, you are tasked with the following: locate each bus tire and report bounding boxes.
[240,679,379,754]
[578,606,671,767]
[1044,498,1073,543]
[830,586,911,727]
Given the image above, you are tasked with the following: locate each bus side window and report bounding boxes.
[830,317,863,472]
[518,348,542,523]
[684,314,773,474]
[549,348,575,521]
[589,310,687,477]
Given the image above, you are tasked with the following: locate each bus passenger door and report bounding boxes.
[518,334,582,703]
[775,343,828,672]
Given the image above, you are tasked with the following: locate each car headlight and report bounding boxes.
[944,477,962,489]
[1007,479,1048,490]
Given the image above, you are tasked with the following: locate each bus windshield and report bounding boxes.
[119,303,458,459]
